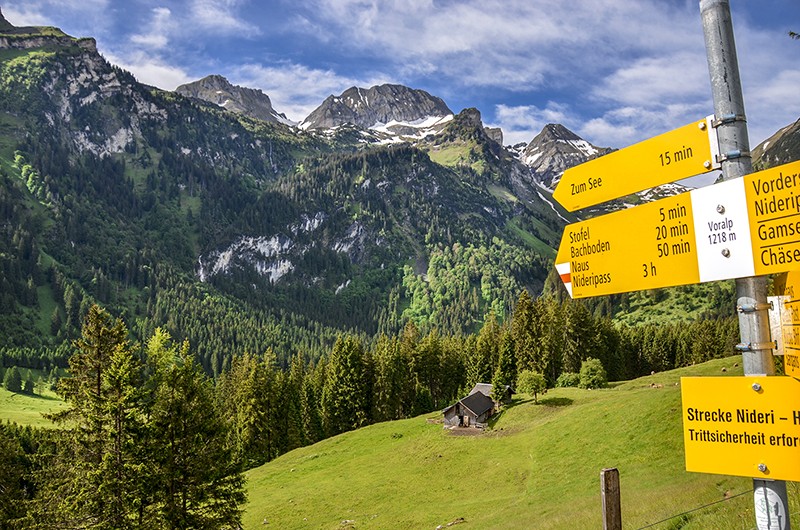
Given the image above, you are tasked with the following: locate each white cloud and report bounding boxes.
[3,0,109,28]
[297,0,700,91]
[2,5,51,26]
[231,63,390,122]
[580,118,638,150]
[129,8,173,50]
[104,51,193,91]
[488,102,574,145]
[733,18,800,145]
[190,0,259,37]
[5,0,798,151]
[592,52,709,108]
[577,103,710,149]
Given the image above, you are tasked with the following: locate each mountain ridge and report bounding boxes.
[0,20,566,363]
[0,12,794,365]
[300,83,453,132]
[175,74,293,125]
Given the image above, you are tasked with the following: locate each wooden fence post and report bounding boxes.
[601,467,622,530]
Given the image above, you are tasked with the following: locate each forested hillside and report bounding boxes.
[0,22,565,375]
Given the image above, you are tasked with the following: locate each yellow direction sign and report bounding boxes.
[555,193,700,298]
[553,116,720,212]
[746,161,800,275]
[770,271,800,378]
[556,159,800,298]
[682,376,800,482]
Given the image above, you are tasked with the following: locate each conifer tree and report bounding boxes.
[492,329,517,395]
[3,366,22,393]
[371,335,404,422]
[38,304,141,528]
[437,336,466,411]
[300,358,325,444]
[593,317,621,381]
[413,331,442,408]
[540,299,564,385]
[0,427,27,525]
[147,336,246,529]
[216,350,273,467]
[283,353,307,451]
[562,301,595,374]
[511,290,536,372]
[322,335,368,436]
[467,312,501,389]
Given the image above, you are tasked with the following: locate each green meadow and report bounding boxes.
[0,381,65,427]
[244,356,800,529]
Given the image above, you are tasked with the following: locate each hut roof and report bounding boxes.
[459,391,494,417]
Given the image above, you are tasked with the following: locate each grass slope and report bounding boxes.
[0,384,64,427]
[244,356,800,529]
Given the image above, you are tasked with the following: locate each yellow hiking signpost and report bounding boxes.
[769,271,800,379]
[552,116,720,212]
[681,376,800,482]
[555,159,800,299]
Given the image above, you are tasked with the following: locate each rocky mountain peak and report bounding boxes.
[300,83,453,130]
[521,123,611,189]
[537,123,583,143]
[456,107,483,128]
[175,74,292,125]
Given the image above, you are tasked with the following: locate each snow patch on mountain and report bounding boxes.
[560,138,598,157]
[535,188,570,224]
[370,114,452,132]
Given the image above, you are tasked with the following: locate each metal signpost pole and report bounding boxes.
[699,1,791,528]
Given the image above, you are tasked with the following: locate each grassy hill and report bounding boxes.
[244,356,798,529]
[0,384,65,427]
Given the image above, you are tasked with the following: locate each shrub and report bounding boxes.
[516,370,547,403]
[579,358,607,389]
[556,372,580,388]
[3,366,22,393]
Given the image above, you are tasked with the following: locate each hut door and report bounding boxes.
[464,416,470,427]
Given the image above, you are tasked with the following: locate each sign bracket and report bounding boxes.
[711,113,747,128]
[717,149,751,163]
[735,342,778,352]
[738,302,773,313]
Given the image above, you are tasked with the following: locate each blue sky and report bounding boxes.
[4,0,800,148]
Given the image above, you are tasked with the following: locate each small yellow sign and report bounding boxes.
[553,116,718,212]
[555,194,699,298]
[775,270,800,378]
[682,376,800,481]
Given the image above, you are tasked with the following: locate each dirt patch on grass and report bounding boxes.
[445,427,485,436]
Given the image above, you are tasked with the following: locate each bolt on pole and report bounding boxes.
[699,1,791,528]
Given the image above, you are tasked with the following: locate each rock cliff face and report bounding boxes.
[0,8,97,52]
[300,84,453,130]
[0,10,163,158]
[521,124,612,189]
[175,74,292,125]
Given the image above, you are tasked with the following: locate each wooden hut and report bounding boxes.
[442,391,495,429]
